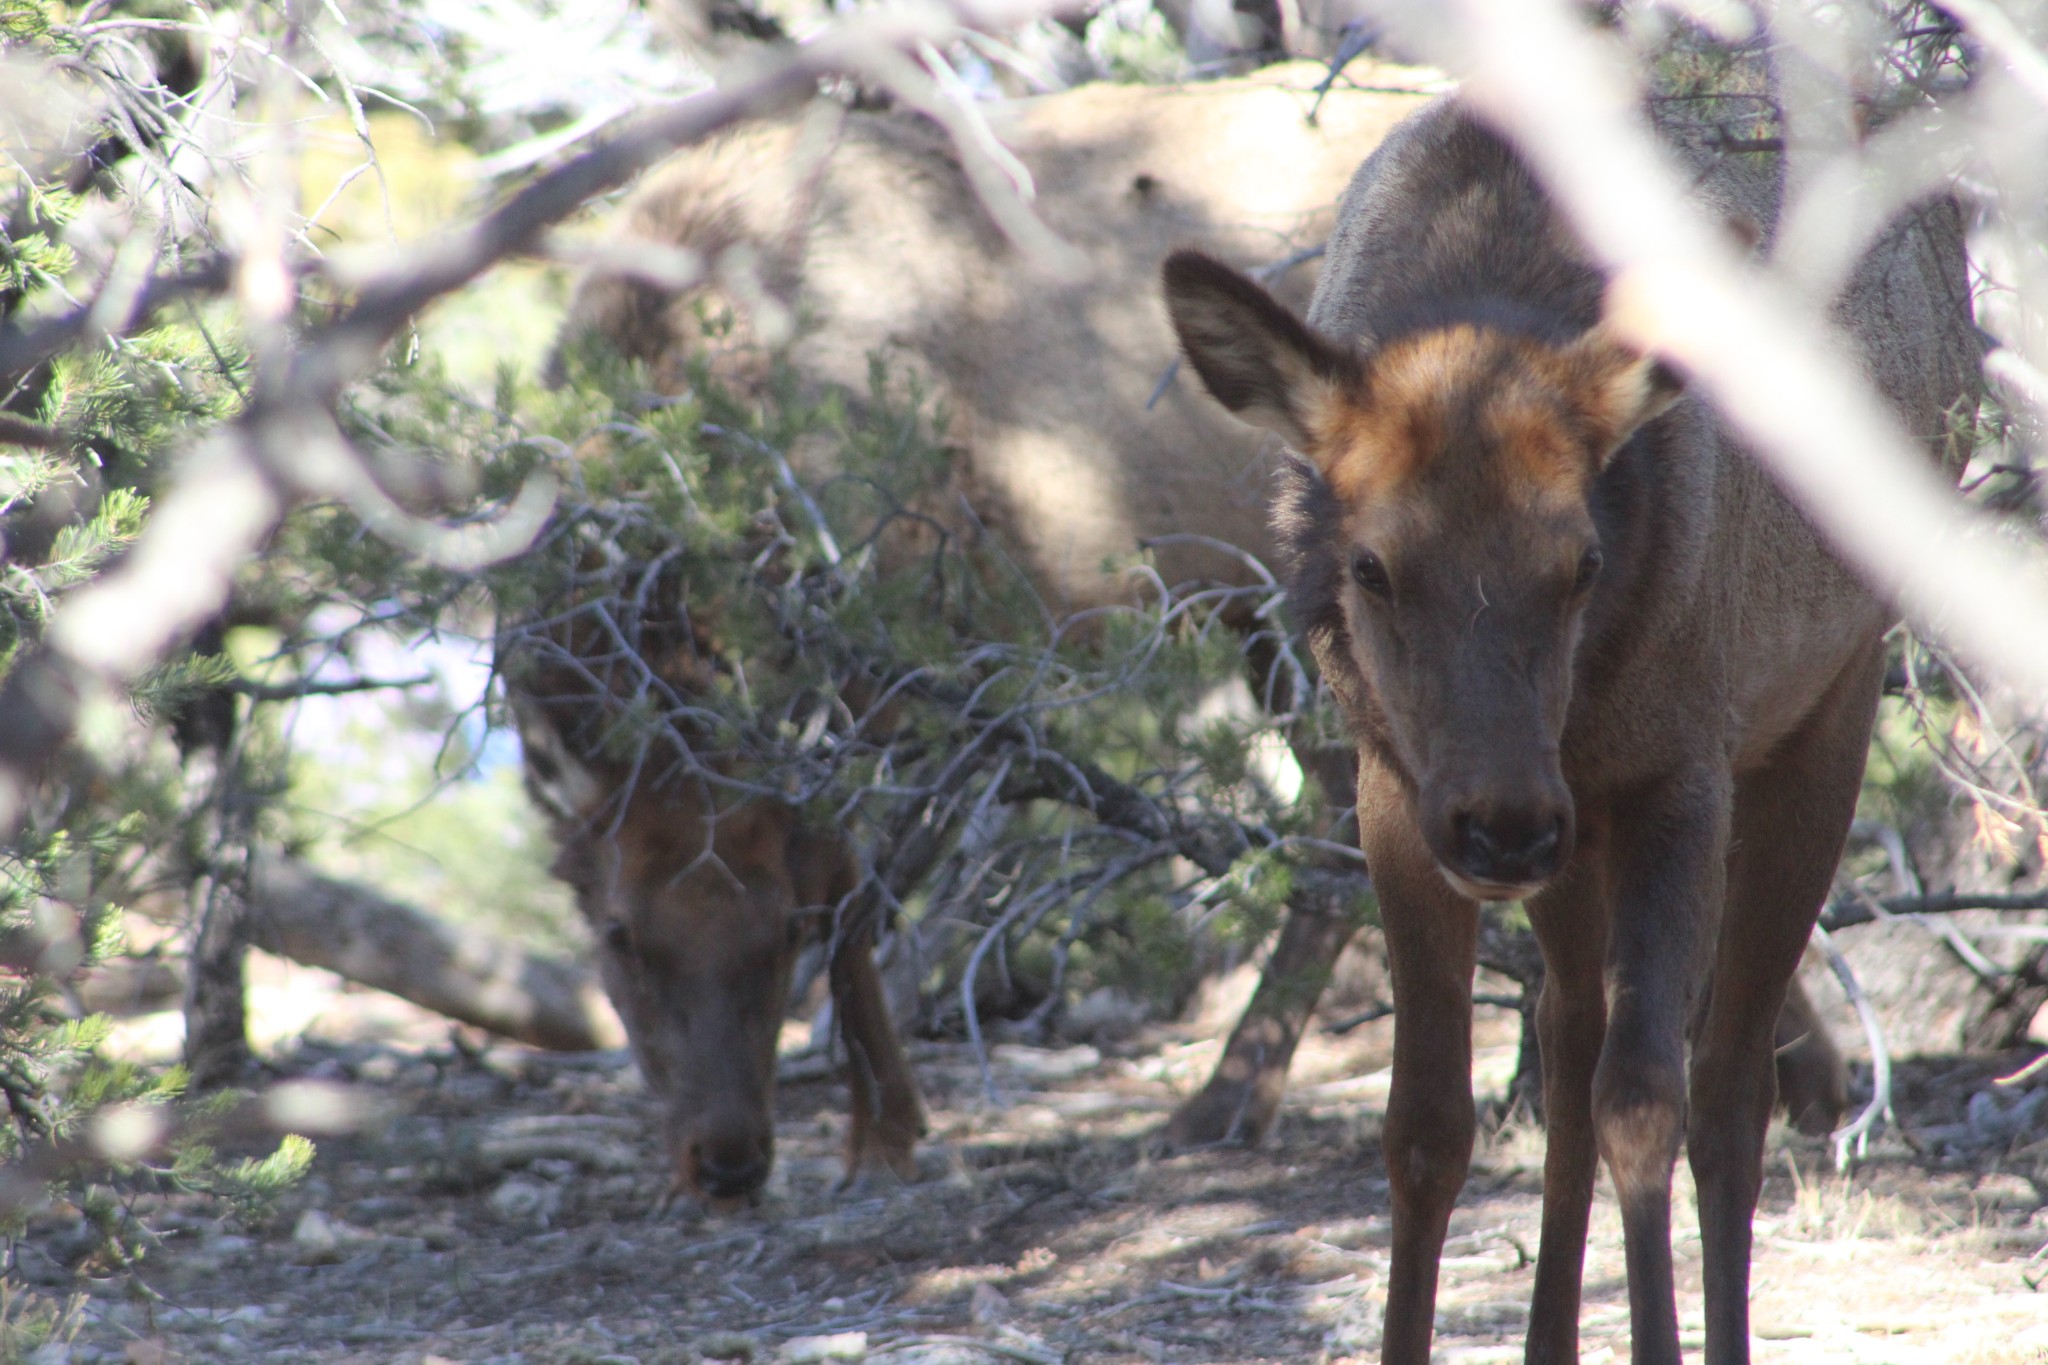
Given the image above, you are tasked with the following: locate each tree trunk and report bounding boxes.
[184,871,254,1086]
[180,733,256,1089]
[1164,901,1361,1145]
[244,851,623,1053]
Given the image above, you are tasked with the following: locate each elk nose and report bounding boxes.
[690,1137,772,1199]
[1452,808,1566,887]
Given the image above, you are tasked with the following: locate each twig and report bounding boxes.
[0,414,70,450]
[229,672,433,701]
[872,1335,1063,1365]
[1817,887,2048,929]
[1846,820,2006,984]
[1307,21,1380,125]
[1322,990,1522,1036]
[1811,923,1892,1170]
[1932,0,2048,108]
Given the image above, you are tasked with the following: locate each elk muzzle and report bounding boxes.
[672,1109,776,1204]
[1426,780,1575,901]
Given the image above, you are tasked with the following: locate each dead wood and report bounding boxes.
[243,851,622,1053]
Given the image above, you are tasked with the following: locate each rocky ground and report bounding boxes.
[8,960,2048,1365]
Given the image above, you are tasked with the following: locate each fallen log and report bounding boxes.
[244,851,624,1052]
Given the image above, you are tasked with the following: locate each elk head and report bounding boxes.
[1164,250,1682,901]
[515,697,850,1206]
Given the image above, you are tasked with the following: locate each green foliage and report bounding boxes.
[0,1280,86,1363]
[172,1131,316,1216]
[331,324,1345,1030]
[1088,3,1187,84]
[36,487,146,594]
[0,10,294,1286]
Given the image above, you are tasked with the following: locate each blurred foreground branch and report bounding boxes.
[0,0,1081,845]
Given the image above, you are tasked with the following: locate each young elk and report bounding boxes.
[1164,100,1978,1364]
[510,684,924,1208]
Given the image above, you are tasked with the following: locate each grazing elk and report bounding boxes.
[511,677,923,1205]
[512,63,1436,1203]
[1163,92,1979,1363]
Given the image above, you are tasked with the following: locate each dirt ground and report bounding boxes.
[12,960,2048,1365]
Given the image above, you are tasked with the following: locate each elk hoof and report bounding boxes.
[841,1124,921,1189]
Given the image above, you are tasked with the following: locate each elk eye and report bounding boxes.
[1351,550,1391,599]
[1575,547,1604,592]
[602,921,635,957]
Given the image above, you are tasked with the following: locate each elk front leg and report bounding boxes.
[1597,769,1730,1365]
[1359,757,1480,1365]
[832,927,926,1182]
[1521,806,1613,1365]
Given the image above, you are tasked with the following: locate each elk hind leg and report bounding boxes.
[1689,640,1884,1365]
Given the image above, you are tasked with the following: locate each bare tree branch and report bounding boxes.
[0,413,70,450]
[227,672,434,701]
[1819,886,2048,929]
[0,260,234,385]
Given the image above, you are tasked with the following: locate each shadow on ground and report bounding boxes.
[13,1017,2048,1364]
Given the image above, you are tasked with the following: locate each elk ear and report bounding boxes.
[510,693,607,826]
[1162,250,1358,456]
[1561,320,1685,466]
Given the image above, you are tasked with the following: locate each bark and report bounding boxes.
[244,851,623,1053]
[1165,902,1554,1144]
[183,873,253,1086]
[181,740,256,1088]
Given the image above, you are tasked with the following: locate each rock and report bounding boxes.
[289,1209,343,1265]
[990,1044,1100,1081]
[488,1176,564,1227]
[1062,988,1149,1039]
[783,1334,867,1363]
[289,1209,378,1265]
[699,1332,757,1360]
[969,1283,1009,1326]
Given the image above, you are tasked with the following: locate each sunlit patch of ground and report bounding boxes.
[18,978,2048,1364]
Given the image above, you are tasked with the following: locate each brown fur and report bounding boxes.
[558,62,1437,607]
[1165,91,1979,1365]
[522,63,1442,1200]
